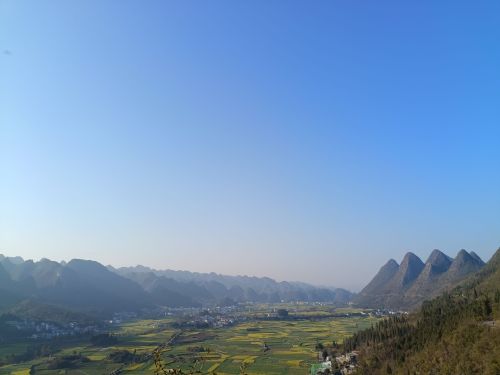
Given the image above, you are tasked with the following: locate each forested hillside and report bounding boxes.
[344,248,500,374]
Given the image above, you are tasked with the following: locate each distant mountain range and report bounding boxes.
[0,255,352,316]
[2,248,482,316]
[355,249,485,309]
[112,265,353,307]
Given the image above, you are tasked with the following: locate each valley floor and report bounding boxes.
[0,306,378,375]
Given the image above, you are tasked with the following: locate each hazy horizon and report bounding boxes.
[0,246,496,292]
[2,1,500,291]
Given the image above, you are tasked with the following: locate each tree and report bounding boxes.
[277,309,289,318]
[322,349,329,361]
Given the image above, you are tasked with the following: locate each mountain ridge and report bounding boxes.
[0,254,353,315]
[355,249,485,309]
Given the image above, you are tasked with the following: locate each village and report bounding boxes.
[3,319,100,340]
[311,350,360,375]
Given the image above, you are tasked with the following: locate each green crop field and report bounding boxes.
[0,309,378,375]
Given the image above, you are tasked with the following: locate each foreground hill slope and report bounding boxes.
[355,249,484,309]
[344,247,500,374]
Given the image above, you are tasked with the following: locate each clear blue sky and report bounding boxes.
[1,1,499,290]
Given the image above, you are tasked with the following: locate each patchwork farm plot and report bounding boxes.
[0,310,378,375]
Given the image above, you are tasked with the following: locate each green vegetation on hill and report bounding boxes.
[344,248,500,374]
[2,300,97,325]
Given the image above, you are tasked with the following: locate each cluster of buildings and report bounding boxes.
[5,319,99,340]
[311,351,359,375]
[174,313,244,329]
[108,311,138,324]
[369,309,408,317]
[335,351,359,374]
[151,305,247,329]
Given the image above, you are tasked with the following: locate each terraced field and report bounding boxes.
[0,311,378,375]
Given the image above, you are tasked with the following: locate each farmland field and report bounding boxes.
[0,307,378,375]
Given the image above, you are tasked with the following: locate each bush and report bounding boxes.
[47,354,89,369]
[90,333,118,346]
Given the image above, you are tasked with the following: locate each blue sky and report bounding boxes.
[1,1,499,290]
